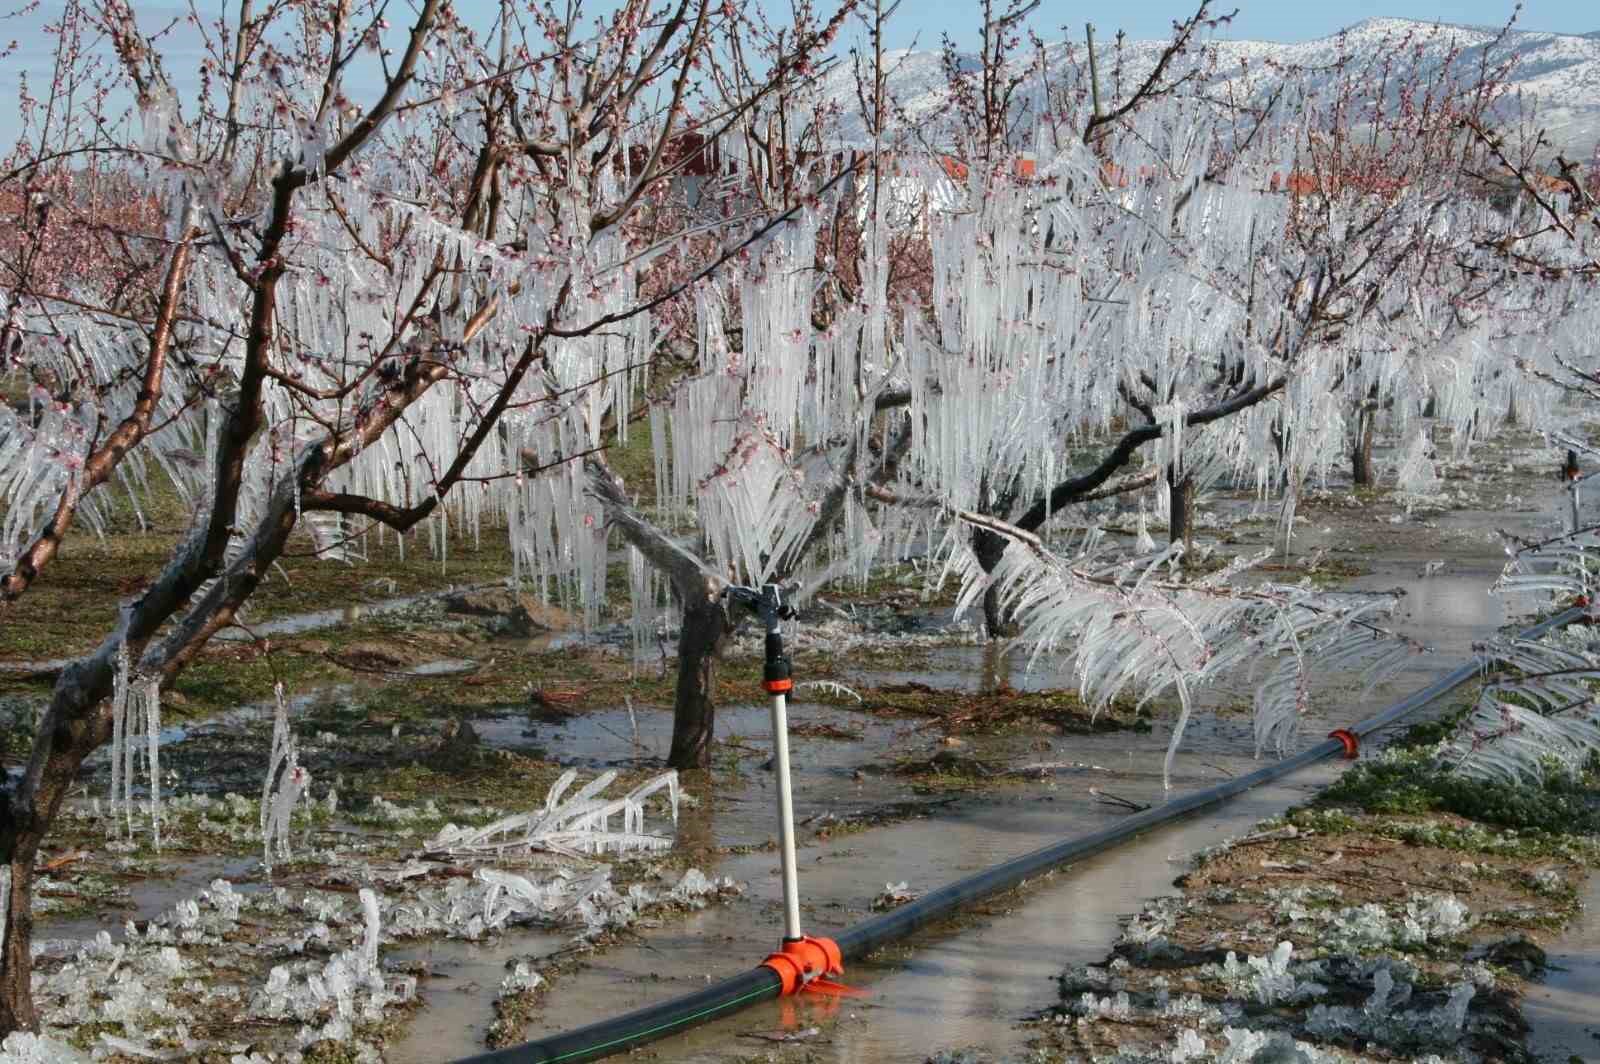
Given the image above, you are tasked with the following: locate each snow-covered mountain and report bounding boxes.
[818,17,1600,157]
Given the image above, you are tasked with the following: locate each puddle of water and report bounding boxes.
[390,527,1571,1064]
[79,687,345,775]
[407,658,480,677]
[1525,873,1600,1063]
[39,854,257,942]
[216,592,438,640]
[474,702,961,848]
[1348,570,1535,658]
[385,931,571,1053]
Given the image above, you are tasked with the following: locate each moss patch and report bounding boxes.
[856,680,1147,735]
[1316,746,1600,837]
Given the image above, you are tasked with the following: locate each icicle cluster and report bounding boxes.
[426,769,679,858]
[1439,637,1600,783]
[1442,492,1600,781]
[949,529,1417,786]
[108,645,163,847]
[1394,431,1442,499]
[250,886,409,1047]
[382,863,737,943]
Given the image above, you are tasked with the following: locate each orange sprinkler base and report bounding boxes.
[1328,728,1360,759]
[762,935,844,995]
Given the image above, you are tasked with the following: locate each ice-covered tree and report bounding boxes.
[889,14,1554,635]
[1430,139,1600,785]
[579,2,1576,769]
[578,0,918,769]
[758,8,1592,782]
[0,0,849,1034]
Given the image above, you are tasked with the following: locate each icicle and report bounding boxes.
[115,654,145,840]
[1278,478,1299,559]
[138,677,162,850]
[1163,676,1194,791]
[360,888,381,972]
[1395,430,1441,499]
[109,645,128,828]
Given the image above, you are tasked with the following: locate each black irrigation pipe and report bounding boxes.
[459,606,1586,1064]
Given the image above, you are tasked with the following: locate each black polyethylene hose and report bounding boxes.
[458,606,1584,1063]
[462,967,783,1063]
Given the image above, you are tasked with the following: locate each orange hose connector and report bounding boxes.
[1328,728,1360,759]
[762,935,843,995]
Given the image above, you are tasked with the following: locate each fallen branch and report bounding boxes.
[1090,787,1152,812]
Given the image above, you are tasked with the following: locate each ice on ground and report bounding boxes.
[1211,942,1328,1005]
[0,1034,90,1064]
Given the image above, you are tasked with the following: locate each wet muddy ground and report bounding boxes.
[5,430,1600,1062]
[1036,791,1600,1064]
[1523,872,1600,1062]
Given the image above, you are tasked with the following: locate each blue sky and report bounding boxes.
[0,1,1593,151]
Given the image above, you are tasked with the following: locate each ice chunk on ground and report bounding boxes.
[0,1033,90,1063]
[500,961,543,994]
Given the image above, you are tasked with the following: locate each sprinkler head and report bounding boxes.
[722,583,797,630]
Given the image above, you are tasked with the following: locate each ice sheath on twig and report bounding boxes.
[1455,521,1600,782]
[945,511,1418,787]
[426,769,680,858]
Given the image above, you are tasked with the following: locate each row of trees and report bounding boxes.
[1,0,1596,1037]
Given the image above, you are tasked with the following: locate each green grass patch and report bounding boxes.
[1317,745,1600,836]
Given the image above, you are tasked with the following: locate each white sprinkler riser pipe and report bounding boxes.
[769,690,803,941]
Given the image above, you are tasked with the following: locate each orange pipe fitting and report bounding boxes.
[762,935,843,996]
[1328,728,1360,759]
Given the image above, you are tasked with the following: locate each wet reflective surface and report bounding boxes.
[388,626,1458,1064]
[392,476,1587,1063]
[1525,873,1600,1063]
[24,453,1597,1063]
[388,756,1338,1064]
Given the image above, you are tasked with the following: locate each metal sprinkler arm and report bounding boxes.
[720,584,845,994]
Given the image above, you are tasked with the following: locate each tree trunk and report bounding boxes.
[0,833,38,1034]
[979,640,1012,695]
[1351,406,1376,487]
[667,594,729,769]
[1,677,111,1035]
[1168,469,1195,555]
[972,525,1011,640]
[1270,418,1290,491]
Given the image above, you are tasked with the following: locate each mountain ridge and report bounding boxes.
[818,18,1600,156]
